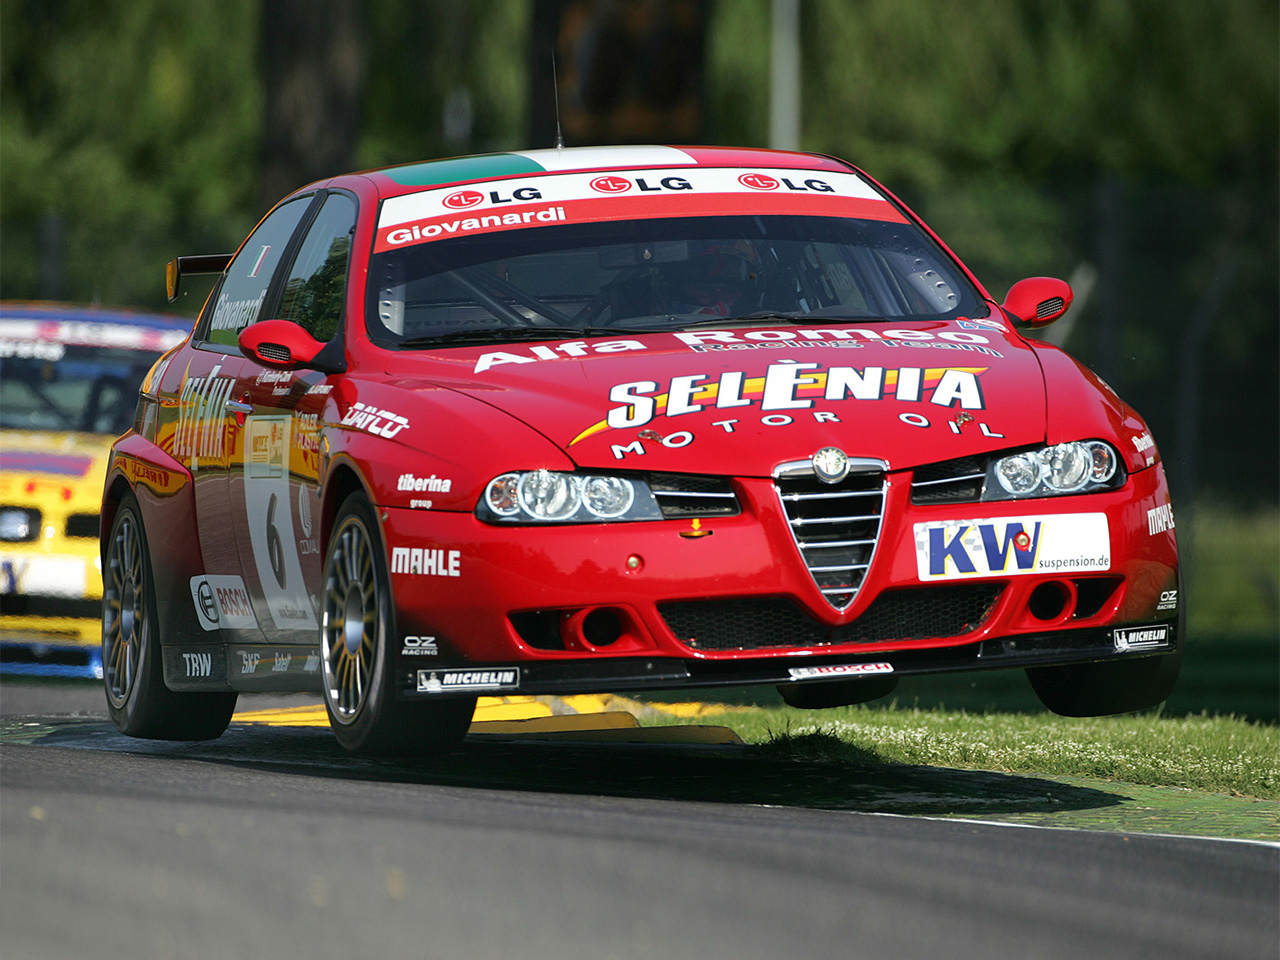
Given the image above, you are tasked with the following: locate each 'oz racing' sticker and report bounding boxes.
[913,513,1110,582]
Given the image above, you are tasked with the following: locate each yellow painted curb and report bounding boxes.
[231,695,741,744]
[469,711,639,735]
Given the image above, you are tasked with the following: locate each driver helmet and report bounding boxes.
[668,240,762,316]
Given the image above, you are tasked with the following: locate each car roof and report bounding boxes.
[346,145,857,200]
[0,301,191,351]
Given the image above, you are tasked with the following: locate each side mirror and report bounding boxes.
[1002,277,1074,328]
[238,320,325,369]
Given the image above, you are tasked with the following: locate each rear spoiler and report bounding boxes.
[165,254,232,302]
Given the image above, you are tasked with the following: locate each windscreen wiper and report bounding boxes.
[397,326,618,349]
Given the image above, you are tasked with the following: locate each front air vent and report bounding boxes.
[911,455,986,504]
[647,473,739,518]
[1037,297,1065,319]
[258,342,292,363]
[660,585,1004,651]
[775,465,886,610]
[65,514,100,539]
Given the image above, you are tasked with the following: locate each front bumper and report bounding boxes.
[380,463,1180,699]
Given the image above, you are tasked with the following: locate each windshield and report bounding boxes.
[0,343,157,435]
[367,215,986,347]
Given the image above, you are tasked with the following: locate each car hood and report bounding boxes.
[386,322,1048,475]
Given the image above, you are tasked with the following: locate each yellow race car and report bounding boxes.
[1,303,188,677]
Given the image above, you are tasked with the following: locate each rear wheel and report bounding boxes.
[320,492,475,755]
[102,493,237,740]
[1027,648,1182,717]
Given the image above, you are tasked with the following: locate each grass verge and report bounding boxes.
[642,702,1280,801]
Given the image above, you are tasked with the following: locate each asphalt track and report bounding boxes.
[2,681,1276,960]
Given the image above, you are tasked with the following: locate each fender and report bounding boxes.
[1028,341,1159,475]
[103,434,233,688]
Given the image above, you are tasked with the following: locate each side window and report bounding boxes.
[204,196,313,347]
[277,193,357,343]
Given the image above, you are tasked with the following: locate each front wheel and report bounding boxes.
[102,492,237,740]
[1027,648,1182,717]
[320,493,474,755]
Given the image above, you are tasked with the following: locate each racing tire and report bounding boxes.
[776,675,898,709]
[1026,647,1183,717]
[320,492,475,756]
[101,493,237,740]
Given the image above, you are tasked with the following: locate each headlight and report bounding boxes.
[988,441,1122,500]
[478,471,662,524]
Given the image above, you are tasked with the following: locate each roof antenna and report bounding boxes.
[552,50,565,150]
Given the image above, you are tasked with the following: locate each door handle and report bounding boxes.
[224,400,253,414]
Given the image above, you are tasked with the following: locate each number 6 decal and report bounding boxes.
[244,415,315,629]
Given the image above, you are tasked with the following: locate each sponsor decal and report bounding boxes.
[1147,501,1176,536]
[340,401,409,439]
[272,652,291,672]
[189,575,258,631]
[409,500,434,510]
[255,369,294,395]
[3,451,93,477]
[1113,625,1170,650]
[417,668,519,692]
[955,318,1008,332]
[209,291,266,333]
[1157,589,1178,613]
[0,556,86,597]
[171,365,235,468]
[120,456,183,495]
[788,663,893,680]
[474,337,648,373]
[443,189,486,209]
[591,175,632,193]
[913,513,1111,581]
[401,636,439,656]
[376,169,903,253]
[0,319,184,353]
[240,651,261,675]
[391,546,461,577]
[384,207,567,247]
[294,411,321,470]
[0,339,65,361]
[397,473,452,493]
[182,652,213,678]
[305,383,334,395]
[0,559,26,594]
[303,652,320,673]
[571,363,989,446]
[247,245,272,278]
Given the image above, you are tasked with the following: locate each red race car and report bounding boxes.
[101,146,1181,753]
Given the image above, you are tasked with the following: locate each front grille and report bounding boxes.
[660,584,1004,651]
[0,595,100,619]
[775,469,885,610]
[65,513,100,539]
[911,455,986,503]
[648,473,739,518]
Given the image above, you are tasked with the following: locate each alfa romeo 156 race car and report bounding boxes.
[100,145,1181,753]
[1,303,188,677]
